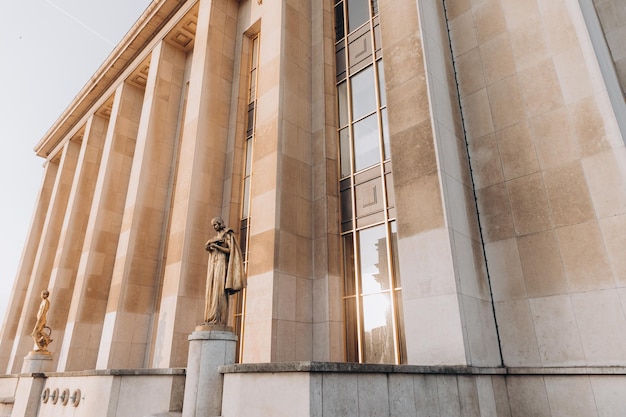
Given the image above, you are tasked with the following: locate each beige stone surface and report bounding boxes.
[1,4,626,417]
[449,0,626,370]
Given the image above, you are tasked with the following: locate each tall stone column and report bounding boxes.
[59,82,143,371]
[378,0,500,366]
[310,0,344,362]
[6,139,80,373]
[153,0,239,368]
[96,40,187,369]
[47,114,108,371]
[241,0,316,363]
[0,161,58,373]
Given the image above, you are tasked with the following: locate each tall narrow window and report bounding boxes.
[233,34,260,362]
[334,0,406,364]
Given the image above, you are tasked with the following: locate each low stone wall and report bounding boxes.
[7,368,185,417]
[220,362,626,417]
[0,375,17,416]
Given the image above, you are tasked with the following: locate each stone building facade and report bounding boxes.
[1,0,626,415]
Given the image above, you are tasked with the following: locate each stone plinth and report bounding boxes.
[182,329,237,417]
[21,352,52,374]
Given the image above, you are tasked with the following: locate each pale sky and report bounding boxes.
[0,0,152,327]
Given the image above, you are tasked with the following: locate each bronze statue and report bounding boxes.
[31,290,53,352]
[203,217,246,326]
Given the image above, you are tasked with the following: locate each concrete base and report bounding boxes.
[182,330,237,417]
[10,376,45,417]
[21,352,53,374]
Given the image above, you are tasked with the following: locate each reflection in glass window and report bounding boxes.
[335,0,403,364]
[334,3,345,41]
[338,82,349,127]
[358,224,390,294]
[336,42,346,82]
[340,128,351,178]
[350,66,377,120]
[353,113,380,171]
[347,0,370,32]
[362,293,394,363]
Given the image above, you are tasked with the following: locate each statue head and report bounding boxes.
[211,217,225,231]
[41,290,49,299]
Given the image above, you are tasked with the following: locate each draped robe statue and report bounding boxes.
[203,217,246,326]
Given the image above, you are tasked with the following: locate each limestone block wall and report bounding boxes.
[378,0,500,366]
[234,0,321,364]
[448,0,626,367]
[419,0,502,367]
[34,371,184,417]
[223,366,511,417]
[0,376,17,416]
[221,363,626,417]
[308,0,344,363]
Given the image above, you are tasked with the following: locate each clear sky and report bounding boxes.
[0,0,152,328]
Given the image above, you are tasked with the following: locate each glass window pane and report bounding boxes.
[350,66,377,120]
[336,43,347,82]
[334,3,345,41]
[358,224,390,294]
[251,37,259,67]
[249,68,257,101]
[239,224,248,257]
[338,81,348,127]
[344,298,359,362]
[246,104,254,135]
[242,176,251,218]
[340,188,353,226]
[353,113,380,171]
[339,128,351,177]
[381,108,390,160]
[245,138,253,175]
[347,0,369,33]
[343,234,356,296]
[362,292,395,363]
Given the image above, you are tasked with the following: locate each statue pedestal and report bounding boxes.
[182,328,237,417]
[21,351,53,373]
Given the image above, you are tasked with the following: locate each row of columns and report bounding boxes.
[0,0,354,373]
[0,0,243,374]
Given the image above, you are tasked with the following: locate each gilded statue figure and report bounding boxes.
[31,290,53,352]
[203,217,246,326]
